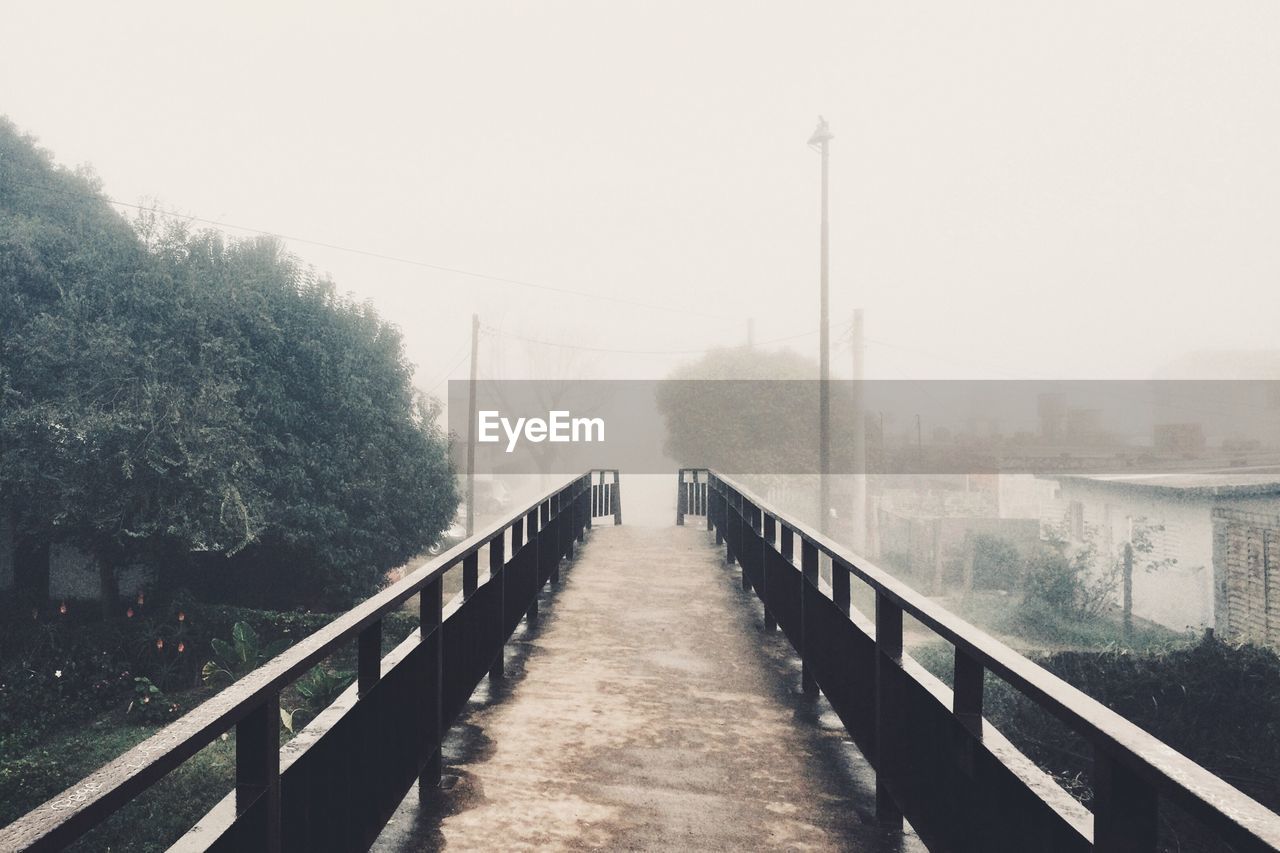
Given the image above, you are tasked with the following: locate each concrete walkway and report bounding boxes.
[373,524,924,852]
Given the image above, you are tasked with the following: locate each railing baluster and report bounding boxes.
[952,647,984,734]
[801,538,819,695]
[358,619,382,697]
[236,694,281,852]
[527,507,541,624]
[762,515,777,633]
[714,486,724,545]
[612,469,623,525]
[490,533,506,680]
[832,558,850,617]
[551,495,562,582]
[420,575,443,790]
[1093,750,1158,853]
[676,469,687,526]
[463,551,478,598]
[875,590,905,830]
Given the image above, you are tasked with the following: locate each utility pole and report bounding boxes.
[850,309,866,552]
[808,116,834,534]
[465,313,479,537]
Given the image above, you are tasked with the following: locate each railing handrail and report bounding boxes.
[704,468,1280,851]
[0,471,602,852]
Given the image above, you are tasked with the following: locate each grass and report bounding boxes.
[941,589,1192,654]
[0,605,424,851]
[0,700,239,852]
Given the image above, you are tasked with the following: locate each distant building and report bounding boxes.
[1153,350,1280,450]
[1048,469,1280,638]
[1153,423,1206,453]
[0,516,153,604]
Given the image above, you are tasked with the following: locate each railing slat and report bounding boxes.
[874,590,905,830]
[1094,750,1158,853]
[953,647,984,735]
[489,533,506,681]
[462,551,478,598]
[420,575,443,790]
[236,694,281,852]
[357,619,383,697]
[800,539,819,695]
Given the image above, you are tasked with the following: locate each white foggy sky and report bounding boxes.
[4,1,1279,386]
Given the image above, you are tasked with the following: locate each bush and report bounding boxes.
[0,598,199,748]
[126,677,180,725]
[969,534,1022,590]
[1022,538,1117,621]
[201,621,292,685]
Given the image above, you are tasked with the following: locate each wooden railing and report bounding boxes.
[0,470,621,852]
[691,469,1280,853]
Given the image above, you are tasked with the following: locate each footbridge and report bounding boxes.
[3,470,1279,852]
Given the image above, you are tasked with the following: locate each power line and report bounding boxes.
[423,343,472,395]
[5,175,731,321]
[482,323,832,355]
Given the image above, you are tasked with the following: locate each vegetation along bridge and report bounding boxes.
[3,470,1280,851]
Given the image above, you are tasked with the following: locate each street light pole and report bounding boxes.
[809,116,834,533]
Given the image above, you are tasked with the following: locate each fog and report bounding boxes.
[6,1,1280,390]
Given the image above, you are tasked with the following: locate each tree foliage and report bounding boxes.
[1,118,456,611]
[656,345,859,475]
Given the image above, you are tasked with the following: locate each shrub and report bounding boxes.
[126,677,180,725]
[202,621,292,685]
[1022,537,1117,621]
[281,665,354,733]
[969,534,1023,590]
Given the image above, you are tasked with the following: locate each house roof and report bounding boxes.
[1052,465,1280,498]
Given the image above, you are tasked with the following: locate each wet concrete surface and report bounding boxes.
[372,524,926,852]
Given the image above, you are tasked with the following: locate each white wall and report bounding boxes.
[1055,481,1216,631]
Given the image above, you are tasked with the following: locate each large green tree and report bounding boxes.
[156,229,457,607]
[1,119,455,612]
[656,346,845,475]
[1,120,264,615]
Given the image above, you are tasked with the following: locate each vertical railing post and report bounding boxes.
[462,552,478,598]
[676,469,687,526]
[1093,750,1158,853]
[714,485,724,545]
[511,515,524,552]
[236,694,281,852]
[577,479,587,542]
[875,590,905,829]
[550,495,562,583]
[489,532,505,680]
[726,493,738,565]
[420,574,443,790]
[358,619,382,697]
[564,491,575,560]
[526,507,541,624]
[741,501,755,591]
[832,559,850,617]
[762,514,777,632]
[800,539,819,694]
[952,647,984,734]
[612,469,622,525]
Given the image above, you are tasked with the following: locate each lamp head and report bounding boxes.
[807,115,833,149]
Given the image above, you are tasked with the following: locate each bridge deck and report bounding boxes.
[373,524,923,852]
